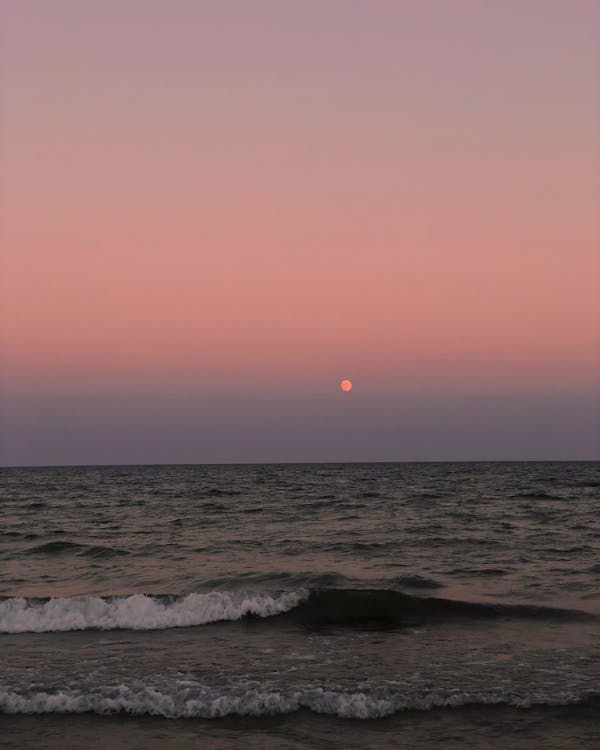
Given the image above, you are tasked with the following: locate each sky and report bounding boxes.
[1,0,599,465]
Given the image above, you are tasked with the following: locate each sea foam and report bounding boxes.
[0,590,308,633]
[0,681,596,719]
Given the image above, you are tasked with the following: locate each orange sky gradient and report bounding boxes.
[1,1,599,464]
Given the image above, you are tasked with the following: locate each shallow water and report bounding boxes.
[1,462,599,747]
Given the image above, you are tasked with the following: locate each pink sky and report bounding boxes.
[1,1,599,463]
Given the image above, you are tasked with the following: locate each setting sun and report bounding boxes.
[340,379,353,392]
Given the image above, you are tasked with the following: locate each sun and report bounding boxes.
[340,379,353,392]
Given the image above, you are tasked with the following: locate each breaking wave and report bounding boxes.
[0,590,308,633]
[0,681,598,719]
[0,588,593,634]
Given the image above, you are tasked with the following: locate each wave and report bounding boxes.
[1,588,594,634]
[448,567,510,577]
[28,541,82,554]
[26,541,130,558]
[287,589,595,628]
[0,591,307,633]
[200,571,352,590]
[0,682,598,719]
[392,575,442,589]
[510,491,565,501]
[201,488,242,497]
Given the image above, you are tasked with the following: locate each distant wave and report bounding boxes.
[393,575,442,589]
[26,541,130,558]
[28,541,82,554]
[509,491,566,501]
[0,588,593,634]
[0,681,598,719]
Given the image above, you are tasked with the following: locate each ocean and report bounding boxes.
[1,462,599,749]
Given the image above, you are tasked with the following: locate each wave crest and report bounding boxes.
[0,590,308,633]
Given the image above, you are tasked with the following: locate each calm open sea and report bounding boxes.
[1,462,599,749]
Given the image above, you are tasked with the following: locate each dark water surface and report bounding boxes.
[1,462,599,748]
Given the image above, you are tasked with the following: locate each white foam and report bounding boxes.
[0,682,592,719]
[0,590,308,633]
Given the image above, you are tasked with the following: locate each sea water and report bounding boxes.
[1,462,599,748]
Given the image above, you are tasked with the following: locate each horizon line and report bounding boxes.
[2,458,598,470]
